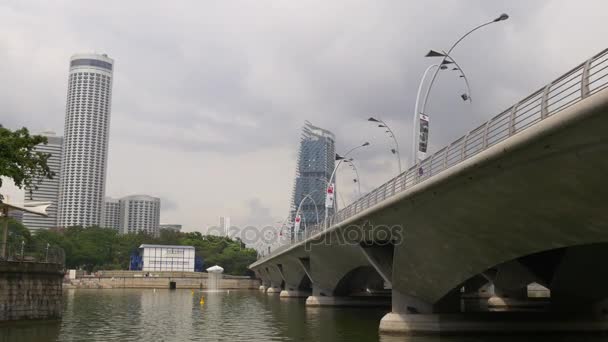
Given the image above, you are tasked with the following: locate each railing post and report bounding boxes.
[461,133,470,160]
[482,121,490,148]
[508,103,520,135]
[541,84,551,119]
[581,58,592,98]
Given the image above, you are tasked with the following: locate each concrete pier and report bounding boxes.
[0,262,64,321]
[279,290,310,298]
[379,312,608,334]
[266,287,282,294]
[306,295,390,307]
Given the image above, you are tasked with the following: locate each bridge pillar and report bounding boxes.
[277,257,312,298]
[262,265,284,294]
[486,260,549,312]
[304,237,390,307]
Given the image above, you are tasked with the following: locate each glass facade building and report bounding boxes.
[290,121,336,239]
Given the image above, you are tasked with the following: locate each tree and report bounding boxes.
[0,125,54,202]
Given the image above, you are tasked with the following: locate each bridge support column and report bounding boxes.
[486,260,549,312]
[266,286,282,294]
[280,290,310,298]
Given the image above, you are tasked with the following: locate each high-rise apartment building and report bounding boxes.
[290,122,336,237]
[159,224,182,232]
[22,132,63,231]
[101,197,120,231]
[57,53,114,227]
[118,195,161,236]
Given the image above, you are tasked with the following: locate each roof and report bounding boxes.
[139,244,194,249]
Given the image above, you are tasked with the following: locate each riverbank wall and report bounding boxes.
[64,270,260,289]
[0,261,64,321]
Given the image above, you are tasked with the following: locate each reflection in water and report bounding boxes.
[1,290,608,341]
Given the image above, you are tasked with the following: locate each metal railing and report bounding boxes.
[264,48,608,261]
[2,241,65,266]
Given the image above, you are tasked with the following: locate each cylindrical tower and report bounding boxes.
[57,53,114,228]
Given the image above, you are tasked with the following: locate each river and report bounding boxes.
[1,289,608,341]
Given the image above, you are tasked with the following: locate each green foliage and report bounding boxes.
[32,227,258,275]
[0,125,54,202]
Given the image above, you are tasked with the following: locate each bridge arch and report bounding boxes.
[333,265,385,297]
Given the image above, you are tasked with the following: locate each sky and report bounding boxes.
[1,0,607,233]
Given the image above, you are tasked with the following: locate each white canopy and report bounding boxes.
[206,265,224,273]
[0,196,50,217]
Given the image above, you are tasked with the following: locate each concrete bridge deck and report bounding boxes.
[251,48,608,334]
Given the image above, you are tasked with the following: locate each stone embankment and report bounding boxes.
[64,270,260,289]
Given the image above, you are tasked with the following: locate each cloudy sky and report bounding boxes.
[1,0,606,232]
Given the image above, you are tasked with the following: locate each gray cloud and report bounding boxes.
[1,0,607,230]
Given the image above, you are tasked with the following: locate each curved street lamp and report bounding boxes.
[368,117,402,174]
[325,142,370,229]
[294,193,320,242]
[412,58,473,164]
[412,13,509,165]
[344,159,361,197]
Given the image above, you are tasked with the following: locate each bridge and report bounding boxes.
[250,48,608,334]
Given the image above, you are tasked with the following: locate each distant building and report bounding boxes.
[57,53,115,228]
[7,210,23,223]
[290,122,336,237]
[118,195,161,235]
[139,244,194,272]
[22,132,63,232]
[159,224,182,232]
[101,197,120,230]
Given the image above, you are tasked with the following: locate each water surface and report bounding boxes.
[2,289,608,342]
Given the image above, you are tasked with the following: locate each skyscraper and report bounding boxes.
[101,197,120,231]
[118,195,161,236]
[57,53,114,228]
[22,131,63,231]
[290,122,336,237]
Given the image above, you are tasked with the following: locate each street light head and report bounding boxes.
[441,60,454,65]
[452,67,460,71]
[391,148,397,154]
[461,94,469,101]
[378,124,386,128]
[425,50,445,57]
[362,142,370,147]
[335,154,345,160]
[494,13,509,22]
[368,117,380,122]
[440,65,448,70]
[459,75,465,78]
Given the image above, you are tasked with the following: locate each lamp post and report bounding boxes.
[412,13,508,165]
[368,117,402,174]
[295,192,320,241]
[412,58,473,164]
[344,159,361,197]
[325,142,370,229]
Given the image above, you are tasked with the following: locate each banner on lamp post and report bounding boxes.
[294,215,301,232]
[325,183,335,208]
[418,113,430,161]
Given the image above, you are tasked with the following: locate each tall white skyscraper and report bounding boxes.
[57,53,114,228]
[22,132,63,231]
[101,197,120,231]
[118,195,161,236]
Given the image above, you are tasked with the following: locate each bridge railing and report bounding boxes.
[275,48,608,258]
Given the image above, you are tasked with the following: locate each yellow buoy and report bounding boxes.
[199,296,205,305]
